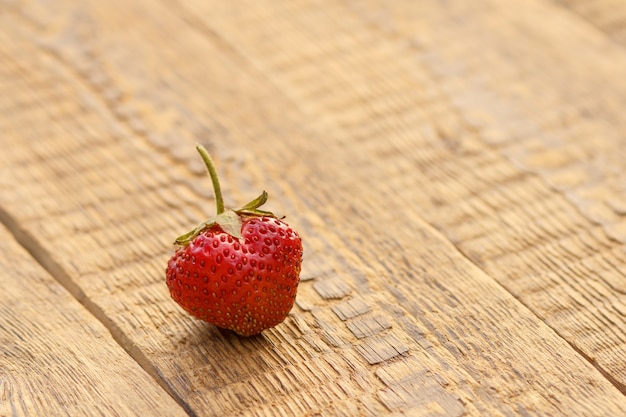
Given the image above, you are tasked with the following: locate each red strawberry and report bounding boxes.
[166,145,303,336]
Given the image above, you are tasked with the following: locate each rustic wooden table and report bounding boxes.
[2,0,626,416]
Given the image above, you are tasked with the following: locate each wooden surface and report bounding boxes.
[0,222,187,417]
[1,0,626,416]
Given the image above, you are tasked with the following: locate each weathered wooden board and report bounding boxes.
[179,0,626,391]
[1,0,626,416]
[0,222,186,416]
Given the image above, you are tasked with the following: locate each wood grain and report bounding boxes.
[1,0,626,416]
[178,0,626,392]
[0,222,186,416]
[552,0,626,43]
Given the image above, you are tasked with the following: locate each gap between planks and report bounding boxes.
[420,207,626,397]
[0,205,197,417]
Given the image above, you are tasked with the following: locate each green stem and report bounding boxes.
[196,145,225,215]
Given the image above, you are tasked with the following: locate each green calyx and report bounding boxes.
[174,145,277,245]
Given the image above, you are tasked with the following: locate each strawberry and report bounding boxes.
[166,145,303,336]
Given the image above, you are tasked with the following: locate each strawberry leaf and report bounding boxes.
[236,190,277,218]
[174,218,215,245]
[239,191,269,211]
[215,210,243,240]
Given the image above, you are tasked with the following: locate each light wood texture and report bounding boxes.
[1,0,626,416]
[553,0,626,43]
[0,222,187,416]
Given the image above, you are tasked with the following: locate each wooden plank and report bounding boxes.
[1,1,626,417]
[179,0,626,392]
[0,222,187,417]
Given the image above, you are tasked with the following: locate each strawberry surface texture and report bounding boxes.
[167,217,302,336]
[166,145,303,336]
